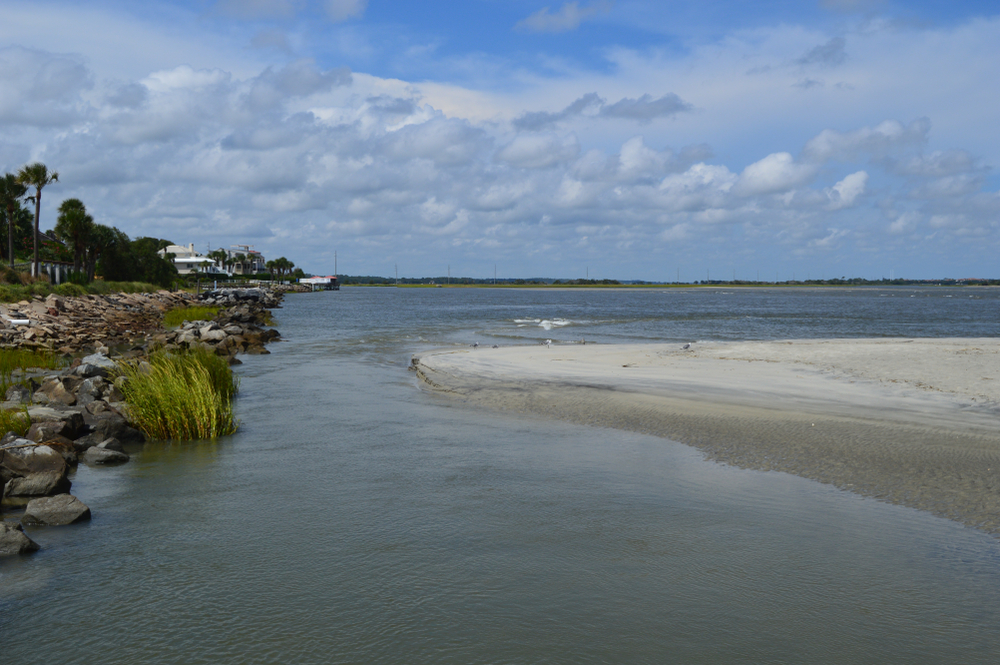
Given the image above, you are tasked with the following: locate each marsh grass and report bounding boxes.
[0,405,31,436]
[0,348,63,396]
[163,305,220,328]
[116,348,239,440]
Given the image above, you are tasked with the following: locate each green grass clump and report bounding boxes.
[163,305,220,328]
[0,348,63,395]
[54,283,87,297]
[115,348,239,440]
[0,406,30,436]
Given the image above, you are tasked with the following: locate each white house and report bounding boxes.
[158,243,228,276]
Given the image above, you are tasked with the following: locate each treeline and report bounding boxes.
[1,163,177,286]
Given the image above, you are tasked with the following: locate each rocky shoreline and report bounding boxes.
[1,286,292,556]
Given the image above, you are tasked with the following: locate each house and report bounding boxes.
[158,243,228,276]
[224,245,266,275]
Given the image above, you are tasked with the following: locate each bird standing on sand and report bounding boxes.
[682,343,691,350]
[544,339,552,348]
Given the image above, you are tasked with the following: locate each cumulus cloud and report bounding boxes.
[0,46,93,126]
[803,118,931,162]
[496,134,580,169]
[515,1,612,33]
[513,91,691,130]
[826,171,867,209]
[734,153,818,196]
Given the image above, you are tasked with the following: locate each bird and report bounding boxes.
[471,342,479,349]
[544,339,552,348]
[492,344,499,349]
[682,343,691,350]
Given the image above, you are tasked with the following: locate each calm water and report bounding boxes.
[3,286,1000,664]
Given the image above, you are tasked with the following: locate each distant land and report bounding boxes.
[334,276,1000,287]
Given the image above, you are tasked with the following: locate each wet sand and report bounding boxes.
[414,339,1000,534]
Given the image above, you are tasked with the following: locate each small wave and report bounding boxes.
[513,318,574,330]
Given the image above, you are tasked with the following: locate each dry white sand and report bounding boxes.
[414,339,1000,534]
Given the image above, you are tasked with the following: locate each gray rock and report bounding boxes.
[4,471,72,496]
[5,385,32,403]
[84,412,145,445]
[0,521,39,556]
[83,447,129,465]
[26,407,87,439]
[74,362,109,379]
[21,494,91,526]
[96,437,124,452]
[81,353,116,370]
[27,420,78,443]
[201,329,228,342]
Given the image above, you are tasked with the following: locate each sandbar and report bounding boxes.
[414,339,1000,534]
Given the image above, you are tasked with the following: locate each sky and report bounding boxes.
[1,1,999,280]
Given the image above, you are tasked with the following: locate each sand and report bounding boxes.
[414,339,1000,535]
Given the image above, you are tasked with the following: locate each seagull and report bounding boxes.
[682,343,691,350]
[471,342,479,349]
[544,339,552,348]
[492,344,499,349]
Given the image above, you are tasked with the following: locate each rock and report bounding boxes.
[5,385,32,403]
[201,328,228,342]
[5,471,72,496]
[1,441,68,476]
[96,437,124,452]
[84,412,145,445]
[81,353,116,370]
[21,494,91,526]
[26,406,87,439]
[27,420,78,443]
[74,363,109,379]
[82,447,129,465]
[37,436,78,465]
[0,521,39,556]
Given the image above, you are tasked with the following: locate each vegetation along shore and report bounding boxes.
[0,285,290,557]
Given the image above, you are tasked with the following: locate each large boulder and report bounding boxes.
[4,471,71,496]
[35,378,76,406]
[22,494,91,526]
[27,420,78,443]
[0,521,39,556]
[26,406,87,439]
[82,447,129,465]
[84,412,145,445]
[1,442,72,497]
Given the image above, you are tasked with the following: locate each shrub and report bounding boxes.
[55,283,87,297]
[163,305,220,328]
[115,349,239,440]
[0,405,30,437]
[67,271,89,285]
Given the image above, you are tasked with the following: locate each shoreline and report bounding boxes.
[413,339,1000,535]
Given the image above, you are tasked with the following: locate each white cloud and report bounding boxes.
[826,170,867,209]
[515,1,612,34]
[496,134,580,169]
[734,153,818,196]
[803,119,930,163]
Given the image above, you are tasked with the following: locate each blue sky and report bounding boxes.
[1,1,999,280]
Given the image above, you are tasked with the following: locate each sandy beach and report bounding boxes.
[415,339,1000,534]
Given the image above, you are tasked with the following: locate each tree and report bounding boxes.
[55,198,94,273]
[0,174,29,267]
[15,162,59,278]
[207,249,229,274]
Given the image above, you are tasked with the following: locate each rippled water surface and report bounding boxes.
[3,286,1000,663]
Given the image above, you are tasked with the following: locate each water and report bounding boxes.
[3,286,1000,663]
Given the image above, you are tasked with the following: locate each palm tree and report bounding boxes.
[15,163,59,278]
[0,173,29,268]
[55,198,94,273]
